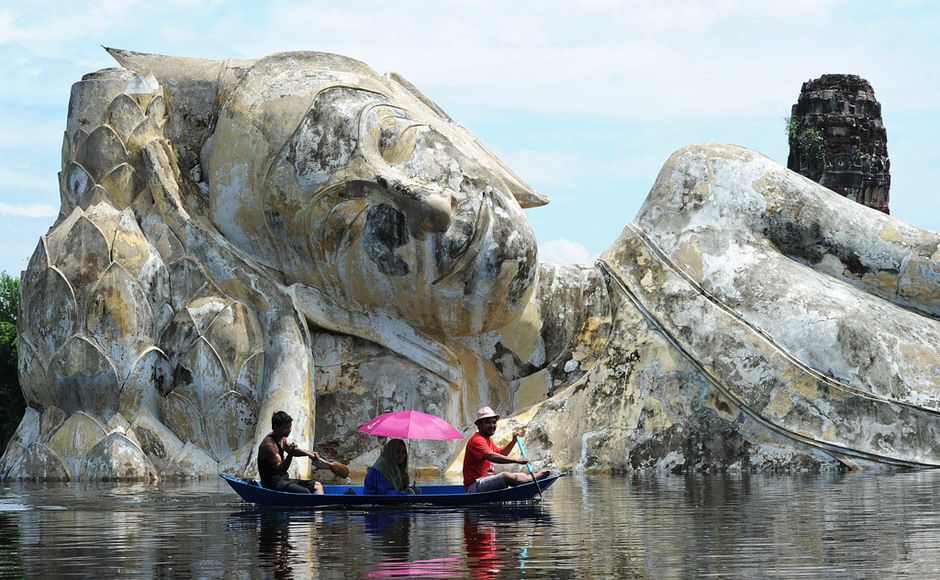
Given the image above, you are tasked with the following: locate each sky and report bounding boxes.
[0,0,938,275]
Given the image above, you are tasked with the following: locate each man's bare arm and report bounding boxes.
[482,451,527,465]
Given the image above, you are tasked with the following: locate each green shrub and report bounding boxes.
[785,116,826,169]
[0,272,22,451]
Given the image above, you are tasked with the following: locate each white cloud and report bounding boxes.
[0,1,140,52]
[230,0,865,121]
[0,113,62,150]
[0,202,57,218]
[500,150,581,188]
[0,161,59,197]
[539,238,594,264]
[2,1,932,122]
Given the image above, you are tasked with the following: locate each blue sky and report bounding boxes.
[1,0,938,274]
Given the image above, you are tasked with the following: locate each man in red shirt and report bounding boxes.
[463,406,551,492]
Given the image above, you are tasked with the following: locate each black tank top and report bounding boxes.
[258,434,288,487]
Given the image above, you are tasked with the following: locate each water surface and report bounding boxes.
[2,470,940,578]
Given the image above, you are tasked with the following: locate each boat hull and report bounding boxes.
[220,473,565,507]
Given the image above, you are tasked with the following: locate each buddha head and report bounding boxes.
[196,52,545,336]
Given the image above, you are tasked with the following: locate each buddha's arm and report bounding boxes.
[636,143,940,319]
[751,156,940,319]
[599,143,940,466]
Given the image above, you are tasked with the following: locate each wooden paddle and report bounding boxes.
[515,434,542,500]
[294,448,350,479]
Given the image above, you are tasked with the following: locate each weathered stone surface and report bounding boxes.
[162,441,218,480]
[788,74,890,213]
[5,50,940,481]
[311,332,462,472]
[16,444,70,481]
[456,143,940,475]
[81,432,157,482]
[46,411,109,479]
[0,407,40,479]
[590,144,939,471]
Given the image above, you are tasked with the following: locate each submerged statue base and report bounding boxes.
[2,50,939,481]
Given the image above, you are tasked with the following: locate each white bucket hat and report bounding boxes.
[475,406,500,423]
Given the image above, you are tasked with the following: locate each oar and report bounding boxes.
[296,448,350,479]
[515,434,542,500]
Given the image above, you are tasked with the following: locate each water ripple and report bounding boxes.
[2,471,940,577]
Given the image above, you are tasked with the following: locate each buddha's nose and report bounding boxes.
[375,174,453,234]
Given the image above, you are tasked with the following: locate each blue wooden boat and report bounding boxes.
[220,473,565,507]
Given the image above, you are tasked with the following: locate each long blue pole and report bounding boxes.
[515,435,543,499]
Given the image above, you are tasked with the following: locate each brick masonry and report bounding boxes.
[787,74,890,213]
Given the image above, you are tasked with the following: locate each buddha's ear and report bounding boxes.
[105,47,256,171]
[385,71,549,209]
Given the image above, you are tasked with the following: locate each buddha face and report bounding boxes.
[206,54,540,336]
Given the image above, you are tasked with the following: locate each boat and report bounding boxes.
[220,472,566,507]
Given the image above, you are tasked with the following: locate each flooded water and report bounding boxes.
[2,470,940,578]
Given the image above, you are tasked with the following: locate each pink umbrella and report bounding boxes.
[357,410,464,440]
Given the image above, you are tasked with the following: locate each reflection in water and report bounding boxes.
[461,507,546,578]
[462,510,501,578]
[364,509,411,558]
[3,472,940,577]
[359,506,546,579]
[228,509,303,579]
[0,513,23,577]
[258,511,294,578]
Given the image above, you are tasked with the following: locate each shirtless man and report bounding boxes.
[463,407,551,493]
[257,411,324,494]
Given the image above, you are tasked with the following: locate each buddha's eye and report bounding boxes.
[378,115,424,165]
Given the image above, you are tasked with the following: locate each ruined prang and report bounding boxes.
[787,74,890,213]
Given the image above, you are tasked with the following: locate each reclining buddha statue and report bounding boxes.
[2,48,938,481]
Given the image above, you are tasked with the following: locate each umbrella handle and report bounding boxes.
[515,435,543,499]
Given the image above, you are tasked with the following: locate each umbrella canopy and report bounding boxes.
[357,410,464,440]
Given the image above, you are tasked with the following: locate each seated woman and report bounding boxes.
[364,439,413,495]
